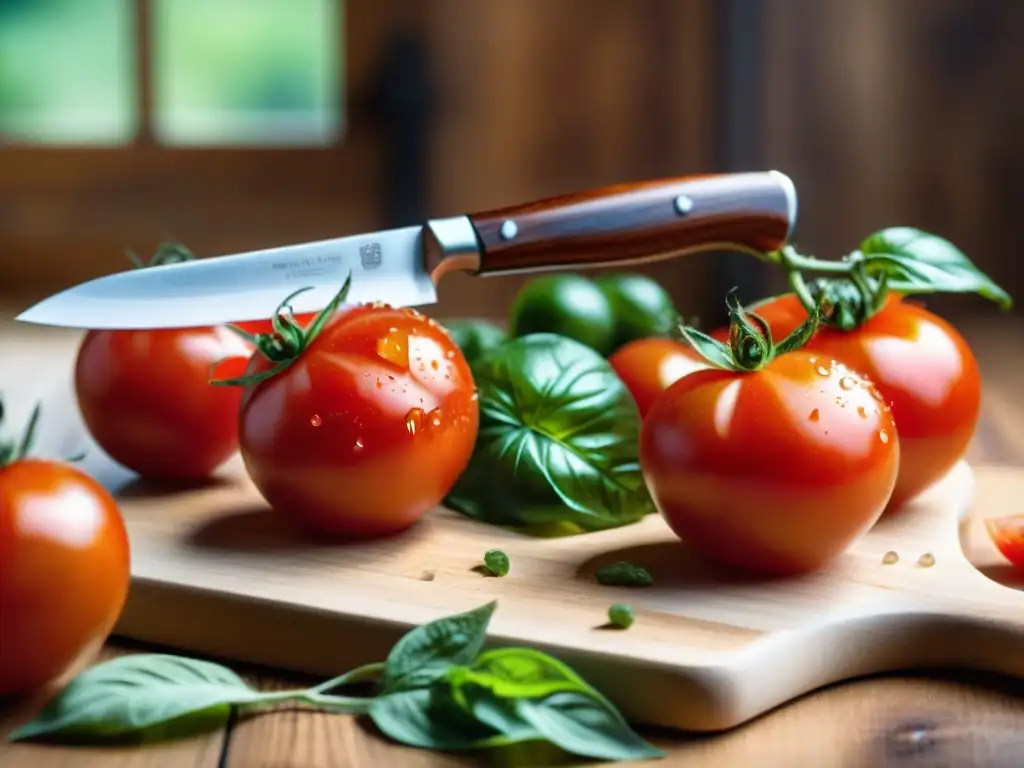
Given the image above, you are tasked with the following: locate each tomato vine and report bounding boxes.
[757,227,1013,330]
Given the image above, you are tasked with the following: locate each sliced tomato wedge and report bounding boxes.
[984,515,1024,568]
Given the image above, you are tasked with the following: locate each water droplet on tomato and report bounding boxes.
[839,376,856,391]
[446,350,455,360]
[405,407,426,436]
[816,366,829,376]
[857,406,868,419]
[879,430,889,444]
[389,327,398,333]
[354,438,364,452]
[808,408,820,422]
[430,360,439,371]
[471,390,479,402]
[310,413,322,427]
[377,330,410,368]
[428,407,443,428]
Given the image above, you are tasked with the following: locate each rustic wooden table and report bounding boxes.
[2,314,1023,767]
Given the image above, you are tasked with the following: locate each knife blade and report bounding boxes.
[15,170,797,330]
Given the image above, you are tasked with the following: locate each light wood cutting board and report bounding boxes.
[5,323,1024,734]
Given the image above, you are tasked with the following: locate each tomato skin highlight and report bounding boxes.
[985,515,1024,568]
[0,459,130,698]
[237,305,479,539]
[639,351,900,576]
[608,338,709,417]
[736,294,980,511]
[75,327,254,479]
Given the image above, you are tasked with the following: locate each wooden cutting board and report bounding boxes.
[6,323,1024,734]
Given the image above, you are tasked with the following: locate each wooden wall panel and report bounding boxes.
[423,0,718,321]
[759,0,1024,319]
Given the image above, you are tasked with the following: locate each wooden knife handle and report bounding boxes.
[465,171,797,275]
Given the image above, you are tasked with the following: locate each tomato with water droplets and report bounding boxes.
[608,338,710,417]
[985,515,1024,568]
[231,301,478,538]
[639,307,900,576]
[733,293,981,512]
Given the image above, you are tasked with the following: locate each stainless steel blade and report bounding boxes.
[15,226,435,330]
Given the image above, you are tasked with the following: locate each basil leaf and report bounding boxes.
[516,691,664,762]
[369,688,521,751]
[445,333,655,533]
[380,601,497,694]
[10,654,264,743]
[860,227,1012,309]
[444,649,663,762]
[442,318,507,365]
[460,648,592,700]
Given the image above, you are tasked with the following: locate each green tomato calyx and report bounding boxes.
[677,289,826,373]
[126,241,196,270]
[209,272,353,388]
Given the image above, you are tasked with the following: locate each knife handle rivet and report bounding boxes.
[499,220,519,241]
[673,195,694,216]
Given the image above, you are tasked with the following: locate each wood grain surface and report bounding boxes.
[1,314,1023,767]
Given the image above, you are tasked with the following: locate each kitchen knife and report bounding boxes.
[15,170,797,330]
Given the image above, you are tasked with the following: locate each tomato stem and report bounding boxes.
[0,398,40,467]
[676,289,826,373]
[208,271,354,388]
[126,241,196,270]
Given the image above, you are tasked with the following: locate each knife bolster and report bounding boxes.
[423,215,483,282]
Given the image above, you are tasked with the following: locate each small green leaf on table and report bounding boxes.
[379,600,497,694]
[10,654,267,743]
[595,561,653,587]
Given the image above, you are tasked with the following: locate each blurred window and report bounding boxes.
[152,0,342,146]
[0,0,137,144]
[0,0,342,147]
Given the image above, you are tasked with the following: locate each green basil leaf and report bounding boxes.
[442,318,507,366]
[444,649,663,762]
[10,654,264,743]
[457,648,592,700]
[380,601,497,694]
[369,688,521,751]
[516,691,664,762]
[860,227,1012,309]
[444,333,656,533]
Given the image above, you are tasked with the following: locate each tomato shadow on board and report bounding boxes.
[574,541,809,590]
[972,564,1024,592]
[115,473,236,500]
[183,504,429,556]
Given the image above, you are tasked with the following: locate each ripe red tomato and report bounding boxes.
[735,293,981,511]
[234,304,479,538]
[75,327,254,479]
[0,459,130,698]
[640,351,900,576]
[608,338,709,417]
[985,515,1024,568]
